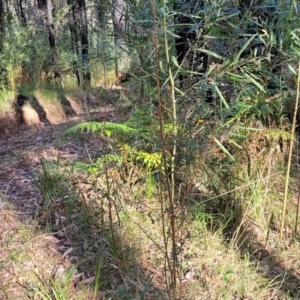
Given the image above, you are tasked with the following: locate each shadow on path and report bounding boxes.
[13,94,51,126]
[56,90,76,117]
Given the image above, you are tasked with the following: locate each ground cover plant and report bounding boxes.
[1,0,300,299]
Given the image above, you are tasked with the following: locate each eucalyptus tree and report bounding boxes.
[67,0,81,86]
[0,0,4,82]
[15,0,26,25]
[65,0,90,86]
[112,0,127,48]
[77,0,91,86]
[112,0,128,77]
[0,0,4,51]
[37,0,46,9]
[46,0,60,79]
[94,0,111,28]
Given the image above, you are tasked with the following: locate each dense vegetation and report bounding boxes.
[1,0,300,299]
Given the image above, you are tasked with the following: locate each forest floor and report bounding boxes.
[0,87,131,299]
[1,86,300,299]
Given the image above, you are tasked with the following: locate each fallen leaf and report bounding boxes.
[43,235,61,243]
[83,276,95,283]
[48,245,60,255]
[63,247,73,258]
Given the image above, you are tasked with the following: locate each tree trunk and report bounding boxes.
[112,0,128,78]
[18,0,27,25]
[67,0,81,86]
[46,0,60,80]
[0,0,4,49]
[112,0,127,48]
[96,1,106,28]
[77,0,91,86]
[0,0,5,80]
[37,0,46,10]
[14,0,27,25]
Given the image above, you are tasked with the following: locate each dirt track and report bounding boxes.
[0,89,125,299]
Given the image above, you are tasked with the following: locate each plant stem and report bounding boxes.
[280,58,300,241]
[151,0,177,296]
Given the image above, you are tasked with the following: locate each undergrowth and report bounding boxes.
[2,0,300,299]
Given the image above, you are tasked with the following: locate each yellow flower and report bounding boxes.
[196,119,205,125]
[261,29,269,38]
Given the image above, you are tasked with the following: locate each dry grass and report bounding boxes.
[0,85,300,300]
[0,196,77,299]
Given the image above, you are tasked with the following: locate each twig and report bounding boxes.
[280,58,300,241]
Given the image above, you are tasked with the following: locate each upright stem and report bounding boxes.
[163,1,177,201]
[162,0,179,288]
[151,0,177,296]
[280,58,300,241]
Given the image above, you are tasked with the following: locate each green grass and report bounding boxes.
[1,124,299,299]
[0,80,299,299]
[0,87,14,111]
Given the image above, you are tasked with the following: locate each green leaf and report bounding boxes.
[87,166,100,174]
[73,161,89,170]
[244,72,265,92]
[140,275,154,300]
[211,82,230,109]
[213,137,235,161]
[291,45,300,57]
[287,63,297,75]
[198,48,225,60]
[227,138,243,149]
[234,34,257,63]
[171,55,180,68]
[63,122,138,137]
[226,72,245,83]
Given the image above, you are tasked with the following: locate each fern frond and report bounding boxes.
[135,151,163,169]
[95,154,124,167]
[63,122,138,138]
[73,154,124,174]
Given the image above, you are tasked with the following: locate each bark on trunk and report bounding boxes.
[112,0,128,78]
[46,0,60,79]
[16,0,26,25]
[67,0,81,86]
[77,0,91,86]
